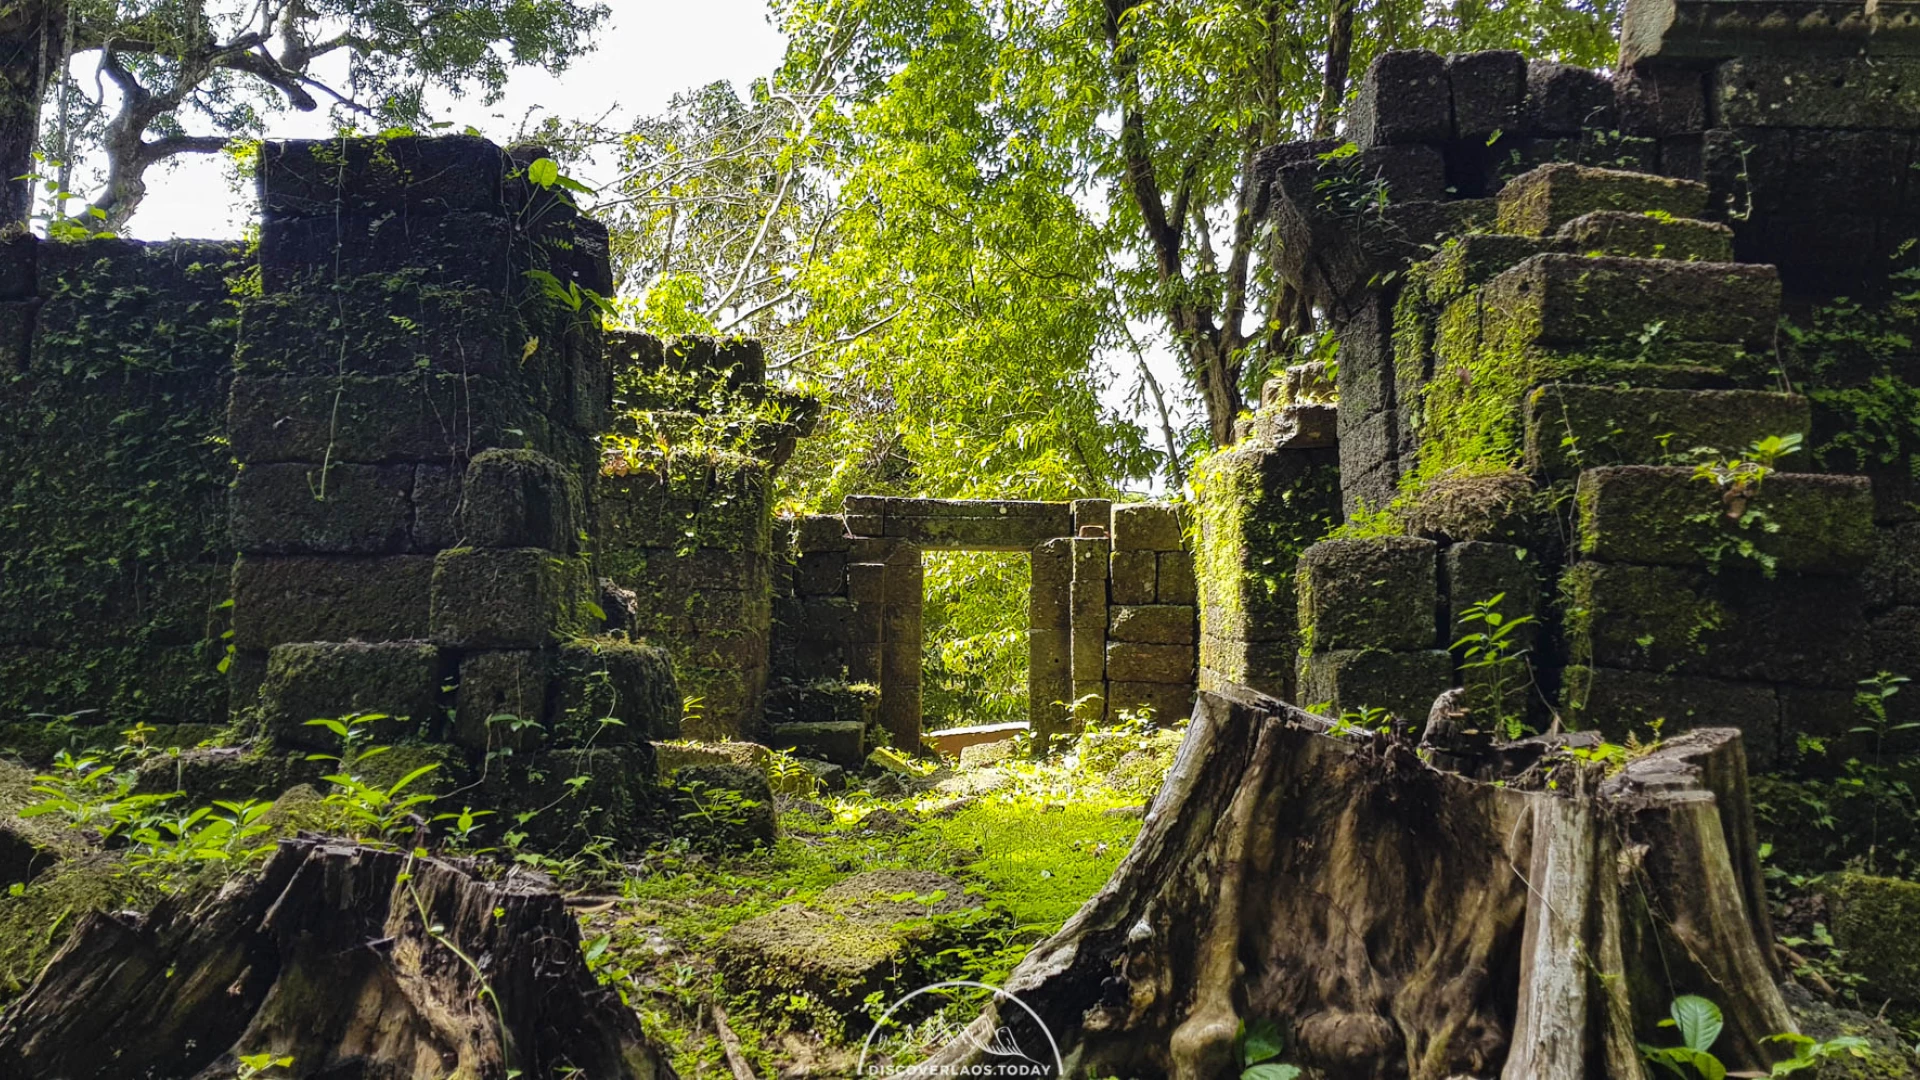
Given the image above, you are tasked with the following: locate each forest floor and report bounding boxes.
[583,723,1182,1078]
[0,716,1184,1079]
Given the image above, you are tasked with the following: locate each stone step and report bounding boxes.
[1554,210,1734,263]
[1482,253,1779,350]
[768,720,866,767]
[1574,465,1874,574]
[1495,162,1708,236]
[1524,384,1809,479]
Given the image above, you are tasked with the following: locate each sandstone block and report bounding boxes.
[230,462,413,555]
[1575,466,1874,575]
[1297,649,1452,726]
[260,641,445,750]
[459,449,583,552]
[429,548,591,648]
[1495,163,1708,237]
[1297,537,1438,652]
[231,555,435,649]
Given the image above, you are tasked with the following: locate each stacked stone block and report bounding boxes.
[1295,537,1451,727]
[0,238,244,740]
[595,333,816,741]
[1028,536,1073,746]
[766,513,890,763]
[225,137,679,847]
[1196,372,1344,701]
[1104,503,1198,725]
[1563,467,1879,767]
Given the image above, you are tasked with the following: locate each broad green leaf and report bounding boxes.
[527,157,560,188]
[1242,1065,1301,1080]
[1671,996,1723,1054]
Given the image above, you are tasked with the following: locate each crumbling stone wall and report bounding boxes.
[222,136,679,845]
[594,334,816,742]
[1201,11,1920,775]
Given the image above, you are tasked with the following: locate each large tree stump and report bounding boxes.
[0,838,676,1080]
[914,684,1792,1080]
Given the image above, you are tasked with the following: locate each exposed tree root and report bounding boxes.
[0,838,676,1080]
[915,684,1792,1080]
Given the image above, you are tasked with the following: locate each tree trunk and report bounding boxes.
[912,685,1795,1080]
[0,2,61,229]
[0,839,677,1080]
[1314,0,1357,139]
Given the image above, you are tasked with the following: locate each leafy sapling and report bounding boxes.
[1452,592,1537,741]
[1639,994,1869,1078]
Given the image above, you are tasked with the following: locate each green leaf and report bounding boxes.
[1671,995,1723,1054]
[528,157,560,188]
[1242,1065,1301,1080]
[1242,1019,1286,1066]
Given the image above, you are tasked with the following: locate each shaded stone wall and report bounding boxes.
[0,237,245,749]
[594,334,815,742]
[1194,373,1342,702]
[224,137,678,849]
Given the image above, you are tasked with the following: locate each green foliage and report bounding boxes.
[0,245,245,726]
[15,723,278,891]
[303,714,441,844]
[1237,1018,1302,1080]
[1683,434,1804,577]
[1453,592,1538,740]
[1640,994,1871,1078]
[672,777,767,853]
[31,0,610,228]
[922,552,1029,728]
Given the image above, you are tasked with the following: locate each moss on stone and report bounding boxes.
[1824,873,1920,1006]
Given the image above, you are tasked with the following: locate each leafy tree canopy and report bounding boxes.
[0,0,608,229]
[606,0,1621,506]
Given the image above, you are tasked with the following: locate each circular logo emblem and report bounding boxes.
[857,980,1064,1078]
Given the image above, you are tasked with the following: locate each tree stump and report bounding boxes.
[0,838,676,1080]
[913,684,1792,1080]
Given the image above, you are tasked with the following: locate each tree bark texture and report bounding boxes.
[914,685,1793,1080]
[0,838,677,1080]
[0,2,62,228]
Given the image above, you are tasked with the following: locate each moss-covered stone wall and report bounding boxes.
[0,238,246,746]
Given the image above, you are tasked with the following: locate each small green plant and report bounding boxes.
[1325,704,1393,738]
[1452,592,1537,740]
[1639,994,1869,1078]
[124,799,275,872]
[1849,671,1914,873]
[674,778,765,851]
[766,746,819,797]
[1235,1018,1301,1079]
[1692,433,1802,507]
[303,715,440,844]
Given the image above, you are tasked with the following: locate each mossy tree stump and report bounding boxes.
[915,686,1794,1080]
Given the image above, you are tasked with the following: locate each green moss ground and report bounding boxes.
[584,736,1167,1078]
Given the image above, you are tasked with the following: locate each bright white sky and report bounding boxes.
[126,0,789,242]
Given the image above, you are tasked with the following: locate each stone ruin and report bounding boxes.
[0,133,1207,831]
[1202,2,1920,778]
[0,0,1911,874]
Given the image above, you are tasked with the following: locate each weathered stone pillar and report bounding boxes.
[879,544,924,750]
[1069,533,1110,726]
[1028,537,1073,748]
[1105,504,1198,724]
